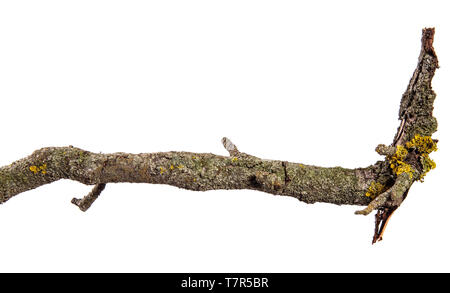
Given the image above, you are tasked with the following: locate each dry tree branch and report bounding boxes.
[0,28,439,243]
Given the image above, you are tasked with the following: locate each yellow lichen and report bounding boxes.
[388,135,437,181]
[405,134,437,182]
[388,145,413,179]
[365,181,387,199]
[40,163,47,174]
[29,163,47,175]
[29,165,39,174]
[406,134,437,155]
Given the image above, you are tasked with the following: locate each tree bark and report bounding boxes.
[0,28,439,243]
[0,145,377,206]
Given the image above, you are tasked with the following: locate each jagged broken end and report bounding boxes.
[357,27,439,244]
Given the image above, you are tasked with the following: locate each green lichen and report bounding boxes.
[365,181,387,199]
[78,150,89,164]
[286,164,362,205]
[419,156,436,182]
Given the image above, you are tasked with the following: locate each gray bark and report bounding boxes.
[0,146,376,206]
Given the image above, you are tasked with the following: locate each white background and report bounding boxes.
[0,1,449,272]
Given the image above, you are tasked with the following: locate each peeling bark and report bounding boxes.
[0,28,439,243]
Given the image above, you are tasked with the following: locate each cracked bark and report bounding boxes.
[0,28,439,243]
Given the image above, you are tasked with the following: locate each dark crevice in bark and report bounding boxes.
[282,161,290,187]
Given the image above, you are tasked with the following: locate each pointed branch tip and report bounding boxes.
[422,27,436,57]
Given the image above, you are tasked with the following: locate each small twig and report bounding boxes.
[221,137,240,156]
[393,118,406,146]
[71,183,107,212]
[355,189,391,215]
[375,144,396,157]
[355,172,413,216]
[372,207,397,244]
[377,208,396,242]
[372,209,383,244]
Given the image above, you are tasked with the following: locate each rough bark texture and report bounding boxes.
[0,28,439,243]
[395,28,438,146]
[0,146,375,206]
